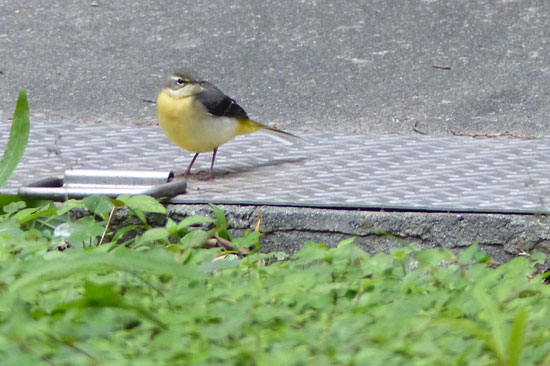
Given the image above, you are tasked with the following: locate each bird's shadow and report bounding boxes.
[173,156,307,181]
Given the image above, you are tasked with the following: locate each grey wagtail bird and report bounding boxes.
[156,70,301,179]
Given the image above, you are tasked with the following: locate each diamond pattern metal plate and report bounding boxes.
[2,121,550,214]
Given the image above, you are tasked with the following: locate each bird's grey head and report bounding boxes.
[163,69,204,98]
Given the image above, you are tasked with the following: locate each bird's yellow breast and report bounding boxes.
[156,90,239,153]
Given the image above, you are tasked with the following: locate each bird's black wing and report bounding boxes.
[197,81,249,119]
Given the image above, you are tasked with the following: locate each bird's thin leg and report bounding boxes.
[210,148,218,180]
[184,153,200,177]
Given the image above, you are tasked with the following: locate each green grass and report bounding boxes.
[0,197,549,366]
[1,86,550,365]
[0,89,30,188]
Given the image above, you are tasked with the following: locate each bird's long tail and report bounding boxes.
[236,118,303,145]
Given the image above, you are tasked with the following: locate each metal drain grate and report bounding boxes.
[1,121,550,213]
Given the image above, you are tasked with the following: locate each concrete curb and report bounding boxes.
[166,204,550,265]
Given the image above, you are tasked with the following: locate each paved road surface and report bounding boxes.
[1,0,549,136]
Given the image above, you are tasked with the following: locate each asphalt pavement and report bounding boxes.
[1,0,549,136]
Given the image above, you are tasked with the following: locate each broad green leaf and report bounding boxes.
[291,241,329,265]
[5,247,201,295]
[473,285,507,362]
[333,238,368,262]
[135,228,169,247]
[17,208,57,225]
[10,207,39,221]
[336,237,356,248]
[415,247,454,268]
[232,230,262,249]
[165,217,177,230]
[61,216,105,245]
[0,195,24,213]
[111,224,139,244]
[200,256,240,272]
[0,220,24,241]
[209,203,231,240]
[176,215,214,231]
[390,246,414,262]
[83,195,114,216]
[82,281,123,307]
[132,207,148,224]
[117,194,166,214]
[57,199,86,215]
[180,229,211,249]
[2,200,26,215]
[530,251,546,264]
[0,89,30,188]
[508,307,528,366]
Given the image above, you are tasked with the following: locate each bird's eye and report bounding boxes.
[176,78,185,85]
